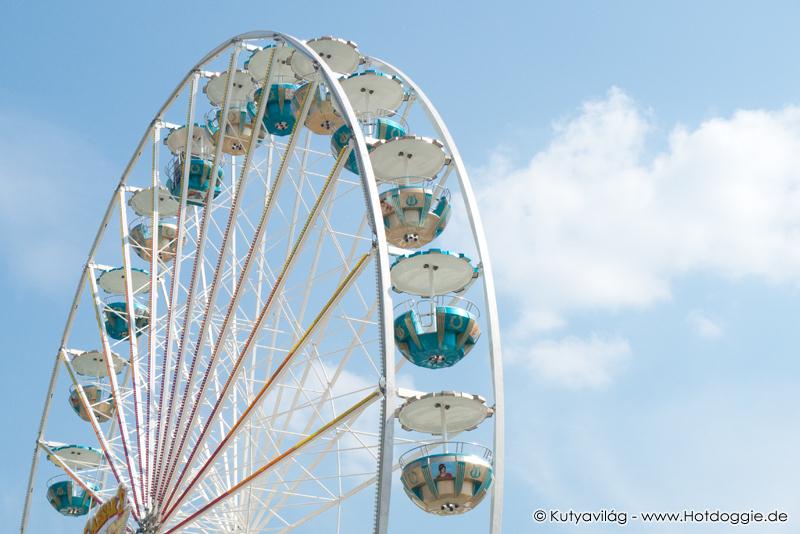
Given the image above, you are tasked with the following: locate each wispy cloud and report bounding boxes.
[509,334,631,389]
[686,309,724,339]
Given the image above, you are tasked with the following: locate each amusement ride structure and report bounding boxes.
[20,31,504,533]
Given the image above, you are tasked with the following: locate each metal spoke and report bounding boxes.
[117,189,147,508]
[146,122,162,509]
[154,72,201,498]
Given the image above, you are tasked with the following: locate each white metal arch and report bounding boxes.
[370,57,505,533]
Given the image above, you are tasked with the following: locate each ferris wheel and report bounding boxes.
[20,31,504,534]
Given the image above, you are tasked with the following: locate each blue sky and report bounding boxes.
[2,1,800,532]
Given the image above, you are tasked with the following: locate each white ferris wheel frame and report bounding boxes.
[19,30,505,534]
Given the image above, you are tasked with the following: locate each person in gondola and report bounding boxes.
[435,463,453,481]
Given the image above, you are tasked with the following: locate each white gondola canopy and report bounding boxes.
[341,70,405,115]
[246,45,297,81]
[397,391,493,435]
[391,249,478,296]
[370,136,447,181]
[204,70,256,107]
[128,186,180,218]
[291,36,360,80]
[96,267,150,295]
[70,350,127,377]
[164,124,216,156]
[45,444,104,471]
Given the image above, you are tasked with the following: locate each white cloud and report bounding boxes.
[475,88,800,387]
[509,334,631,389]
[686,309,724,339]
[478,88,800,314]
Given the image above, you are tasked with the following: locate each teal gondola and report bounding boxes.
[166,156,223,206]
[46,478,100,517]
[104,301,149,340]
[393,298,480,369]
